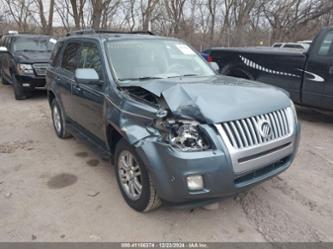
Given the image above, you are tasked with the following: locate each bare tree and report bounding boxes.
[3,0,35,32]
[263,0,333,42]
[140,0,160,31]
[33,0,55,34]
[207,0,218,41]
[164,0,186,35]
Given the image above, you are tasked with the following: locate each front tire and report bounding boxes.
[0,68,9,85]
[12,73,26,100]
[51,99,72,139]
[115,139,161,212]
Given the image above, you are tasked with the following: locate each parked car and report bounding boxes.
[272,42,310,50]
[47,30,300,212]
[0,32,56,100]
[207,26,333,112]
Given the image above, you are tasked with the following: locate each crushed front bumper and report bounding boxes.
[135,121,300,205]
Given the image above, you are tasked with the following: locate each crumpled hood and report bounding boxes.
[14,51,51,64]
[128,75,291,123]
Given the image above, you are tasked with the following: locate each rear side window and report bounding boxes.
[318,31,333,56]
[61,42,80,72]
[50,41,63,67]
[78,42,104,80]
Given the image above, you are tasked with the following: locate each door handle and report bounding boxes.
[329,65,333,75]
[73,85,82,92]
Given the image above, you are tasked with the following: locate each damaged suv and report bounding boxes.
[47,30,300,212]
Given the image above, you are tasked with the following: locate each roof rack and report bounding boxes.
[66,29,154,37]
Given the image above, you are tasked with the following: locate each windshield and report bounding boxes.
[13,37,56,52]
[105,39,215,83]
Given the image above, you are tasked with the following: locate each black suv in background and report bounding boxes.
[0,33,56,100]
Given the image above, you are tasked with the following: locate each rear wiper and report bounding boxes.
[167,74,199,78]
[119,76,165,81]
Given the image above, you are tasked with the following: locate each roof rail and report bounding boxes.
[66,29,154,37]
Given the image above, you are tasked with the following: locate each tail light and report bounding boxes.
[207,55,213,62]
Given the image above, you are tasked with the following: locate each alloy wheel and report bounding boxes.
[117,150,143,201]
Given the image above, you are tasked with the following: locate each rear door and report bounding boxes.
[71,40,106,143]
[58,41,81,120]
[302,28,333,109]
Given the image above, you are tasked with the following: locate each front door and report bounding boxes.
[303,28,333,110]
[71,41,106,143]
[57,41,81,120]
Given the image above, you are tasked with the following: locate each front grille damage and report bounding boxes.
[221,108,291,149]
[215,107,295,174]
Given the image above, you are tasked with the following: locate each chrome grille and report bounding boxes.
[220,108,292,150]
[33,63,49,76]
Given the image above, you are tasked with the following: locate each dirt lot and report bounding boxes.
[0,83,333,242]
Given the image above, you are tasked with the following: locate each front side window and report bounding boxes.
[105,39,215,83]
[61,42,81,72]
[12,37,55,52]
[50,41,64,67]
[78,42,103,80]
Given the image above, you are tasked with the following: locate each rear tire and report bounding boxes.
[115,139,161,212]
[51,99,72,139]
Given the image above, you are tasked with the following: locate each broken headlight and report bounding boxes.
[156,120,211,152]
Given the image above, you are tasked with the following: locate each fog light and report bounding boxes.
[22,83,30,87]
[187,175,204,191]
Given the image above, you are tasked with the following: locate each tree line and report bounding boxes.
[1,0,333,50]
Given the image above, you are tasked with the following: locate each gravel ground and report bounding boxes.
[0,83,333,242]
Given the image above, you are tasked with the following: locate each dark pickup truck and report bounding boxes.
[208,26,333,112]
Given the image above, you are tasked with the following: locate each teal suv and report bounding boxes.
[46,30,300,212]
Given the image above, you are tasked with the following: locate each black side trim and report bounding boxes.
[238,142,292,163]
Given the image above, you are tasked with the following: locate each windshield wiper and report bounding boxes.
[119,76,165,81]
[16,49,44,52]
[167,74,199,78]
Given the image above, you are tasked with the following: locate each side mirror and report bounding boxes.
[209,61,220,73]
[0,46,8,53]
[74,68,101,85]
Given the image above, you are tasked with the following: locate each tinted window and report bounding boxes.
[61,42,80,72]
[318,31,333,56]
[50,41,64,67]
[78,42,103,80]
[12,37,55,52]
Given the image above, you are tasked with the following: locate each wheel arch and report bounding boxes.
[221,63,254,80]
[48,90,56,107]
[106,124,123,162]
